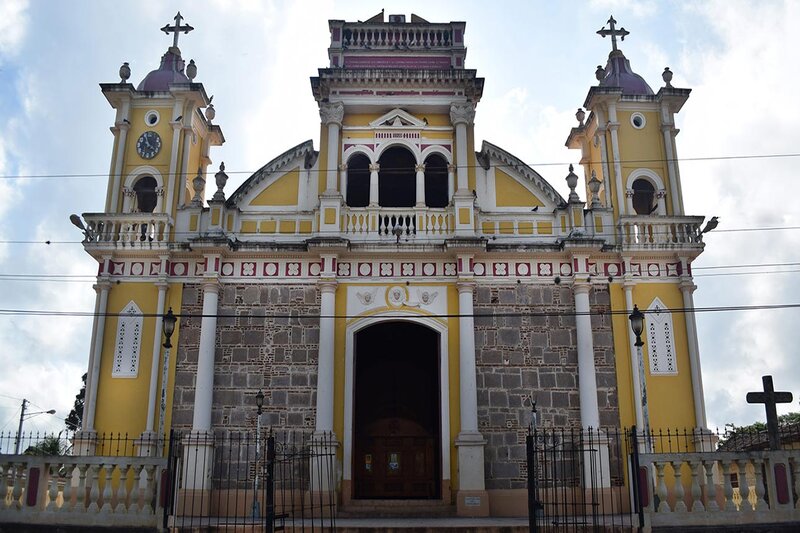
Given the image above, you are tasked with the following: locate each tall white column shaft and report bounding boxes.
[315,281,337,433]
[145,282,168,432]
[574,283,600,429]
[415,164,426,206]
[447,165,455,203]
[457,282,479,433]
[84,280,111,432]
[455,122,469,191]
[109,121,129,213]
[339,164,348,199]
[192,281,219,432]
[662,125,683,215]
[623,282,644,430]
[82,280,111,431]
[369,163,380,206]
[681,281,708,428]
[326,122,340,192]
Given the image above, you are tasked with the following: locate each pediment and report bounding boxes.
[369,108,427,129]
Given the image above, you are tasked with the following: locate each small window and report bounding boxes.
[346,154,370,207]
[144,110,160,127]
[113,301,143,378]
[630,112,646,129]
[632,178,656,215]
[378,146,416,207]
[133,176,158,213]
[424,154,448,208]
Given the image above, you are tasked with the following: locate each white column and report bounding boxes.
[83,279,111,432]
[457,282,479,433]
[165,100,184,213]
[368,163,380,206]
[415,163,426,206]
[662,125,683,215]
[192,280,220,432]
[606,104,626,217]
[339,163,348,201]
[573,282,600,429]
[315,281,337,434]
[319,102,344,193]
[450,103,475,192]
[145,281,168,432]
[623,280,644,431]
[108,118,129,213]
[447,164,455,204]
[680,279,708,429]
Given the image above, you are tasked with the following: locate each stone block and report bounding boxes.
[502,373,522,390]
[539,373,556,388]
[475,286,492,304]
[552,391,569,408]
[555,372,575,388]
[483,372,501,388]
[549,329,571,348]
[498,289,516,304]
[272,330,289,345]
[243,330,264,345]
[498,328,520,347]
[489,390,509,408]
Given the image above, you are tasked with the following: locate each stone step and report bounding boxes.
[334,517,529,532]
[338,499,456,518]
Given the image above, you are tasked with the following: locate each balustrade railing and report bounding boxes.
[617,215,704,248]
[342,207,452,241]
[81,212,173,247]
[340,23,456,50]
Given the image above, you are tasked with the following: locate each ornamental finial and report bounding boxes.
[161,12,194,50]
[597,15,630,53]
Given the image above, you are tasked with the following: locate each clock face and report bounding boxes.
[136,131,162,160]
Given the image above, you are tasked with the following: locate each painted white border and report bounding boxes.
[625,168,667,216]
[122,165,165,213]
[342,312,451,485]
[144,109,160,127]
[630,112,646,129]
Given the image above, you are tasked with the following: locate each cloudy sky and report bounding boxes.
[0,0,798,437]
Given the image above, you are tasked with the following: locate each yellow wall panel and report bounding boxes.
[260,220,277,233]
[240,220,257,233]
[299,220,313,234]
[250,169,300,206]
[499,221,514,234]
[279,220,296,233]
[495,170,545,207]
[518,221,533,234]
[537,221,553,234]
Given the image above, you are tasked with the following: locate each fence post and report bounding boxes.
[629,425,645,529]
[265,433,275,533]
[526,431,538,533]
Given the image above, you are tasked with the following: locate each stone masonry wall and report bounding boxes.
[473,283,618,490]
[172,283,320,434]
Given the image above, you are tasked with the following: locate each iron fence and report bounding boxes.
[165,429,337,532]
[0,430,166,457]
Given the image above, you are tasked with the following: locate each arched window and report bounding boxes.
[346,154,370,207]
[133,176,158,213]
[632,178,656,215]
[378,146,415,207]
[424,154,448,208]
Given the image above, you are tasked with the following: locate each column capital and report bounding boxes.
[457,280,476,294]
[319,279,338,293]
[201,277,221,294]
[94,278,112,292]
[155,279,170,290]
[338,162,348,171]
[572,281,592,295]
[415,163,426,172]
[447,164,456,173]
[449,102,475,126]
[368,162,380,172]
[679,279,697,293]
[319,101,344,126]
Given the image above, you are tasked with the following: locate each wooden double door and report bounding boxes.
[352,322,441,499]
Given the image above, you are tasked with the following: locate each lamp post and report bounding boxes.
[628,305,651,451]
[252,389,265,519]
[157,308,178,446]
[15,399,56,454]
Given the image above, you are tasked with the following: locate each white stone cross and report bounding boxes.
[597,15,630,52]
[161,11,194,49]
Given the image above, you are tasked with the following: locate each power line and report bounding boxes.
[0,302,798,320]
[2,151,800,180]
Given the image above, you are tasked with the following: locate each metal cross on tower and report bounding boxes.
[161,11,194,49]
[746,375,793,451]
[597,16,630,52]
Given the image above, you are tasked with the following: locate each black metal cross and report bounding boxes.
[597,16,630,53]
[746,375,793,450]
[161,12,194,49]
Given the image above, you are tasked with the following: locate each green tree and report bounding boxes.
[24,435,63,456]
[719,412,800,449]
[65,373,86,431]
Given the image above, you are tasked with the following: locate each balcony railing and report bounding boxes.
[81,212,173,247]
[617,215,704,249]
[340,23,457,50]
[342,206,452,241]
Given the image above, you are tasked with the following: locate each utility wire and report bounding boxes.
[0,302,798,320]
[2,151,800,180]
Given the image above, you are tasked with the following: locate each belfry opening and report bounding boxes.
[352,321,441,499]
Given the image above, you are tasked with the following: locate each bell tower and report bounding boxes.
[99,12,223,223]
[566,15,690,220]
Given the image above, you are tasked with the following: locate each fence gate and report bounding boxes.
[164,430,337,532]
[526,426,639,532]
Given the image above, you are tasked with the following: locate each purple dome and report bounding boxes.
[137,48,189,91]
[599,51,653,96]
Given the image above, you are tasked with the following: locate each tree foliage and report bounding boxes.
[24,435,63,456]
[65,373,86,431]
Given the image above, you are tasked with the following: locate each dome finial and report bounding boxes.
[161,11,195,51]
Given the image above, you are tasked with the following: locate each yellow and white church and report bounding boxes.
[73,12,711,516]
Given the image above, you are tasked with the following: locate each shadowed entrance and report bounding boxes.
[353,321,441,499]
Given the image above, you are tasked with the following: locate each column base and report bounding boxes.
[182,430,215,491]
[456,489,490,517]
[455,431,487,496]
[72,430,98,455]
[582,431,611,489]
[310,431,339,493]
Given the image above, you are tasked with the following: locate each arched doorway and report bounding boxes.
[352,321,441,499]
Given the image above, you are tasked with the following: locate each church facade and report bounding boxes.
[74,12,710,516]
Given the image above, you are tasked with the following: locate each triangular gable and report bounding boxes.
[369,108,427,129]
[227,140,317,208]
[495,169,545,207]
[479,141,566,207]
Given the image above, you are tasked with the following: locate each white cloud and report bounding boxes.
[589,0,658,19]
[0,0,28,57]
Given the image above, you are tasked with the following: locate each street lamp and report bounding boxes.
[15,399,57,454]
[252,389,265,519]
[629,305,652,451]
[157,308,178,443]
